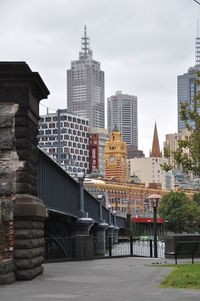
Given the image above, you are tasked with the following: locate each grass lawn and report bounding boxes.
[159,263,200,289]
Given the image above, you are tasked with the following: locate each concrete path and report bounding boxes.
[0,257,200,301]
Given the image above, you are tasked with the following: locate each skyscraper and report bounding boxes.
[38,109,89,176]
[107,91,138,147]
[177,28,200,132]
[67,26,105,128]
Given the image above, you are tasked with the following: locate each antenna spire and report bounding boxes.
[79,25,93,59]
[196,19,200,66]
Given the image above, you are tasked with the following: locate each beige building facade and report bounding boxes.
[127,157,175,190]
[164,128,190,168]
[127,123,175,191]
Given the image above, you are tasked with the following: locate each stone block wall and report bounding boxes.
[0,104,18,284]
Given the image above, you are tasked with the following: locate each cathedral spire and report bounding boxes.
[150,122,162,158]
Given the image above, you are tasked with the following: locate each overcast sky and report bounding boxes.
[0,0,199,155]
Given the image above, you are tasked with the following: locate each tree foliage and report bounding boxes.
[159,191,200,233]
[193,192,200,206]
[163,70,200,176]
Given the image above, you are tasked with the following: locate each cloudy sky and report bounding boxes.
[0,0,199,155]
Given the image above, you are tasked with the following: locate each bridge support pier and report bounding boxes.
[14,195,47,280]
[106,225,115,246]
[0,62,49,282]
[74,217,94,260]
[113,227,119,244]
[92,222,108,256]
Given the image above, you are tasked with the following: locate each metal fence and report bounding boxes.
[106,238,165,258]
[44,237,75,260]
[44,235,165,261]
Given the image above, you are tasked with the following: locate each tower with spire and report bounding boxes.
[150,122,162,158]
[79,25,93,60]
[67,26,105,128]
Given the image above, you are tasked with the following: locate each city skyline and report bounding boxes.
[0,0,199,155]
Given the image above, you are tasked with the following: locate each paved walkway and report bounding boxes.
[1,257,200,301]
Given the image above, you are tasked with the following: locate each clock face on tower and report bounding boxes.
[109,156,115,163]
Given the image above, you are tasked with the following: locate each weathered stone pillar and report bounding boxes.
[0,103,20,284]
[0,62,49,281]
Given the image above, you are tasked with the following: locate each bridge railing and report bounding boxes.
[38,148,126,228]
[38,149,79,217]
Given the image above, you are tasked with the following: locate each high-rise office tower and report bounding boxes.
[67,26,105,128]
[177,26,200,132]
[38,109,89,176]
[107,91,138,147]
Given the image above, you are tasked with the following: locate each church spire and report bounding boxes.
[150,122,162,158]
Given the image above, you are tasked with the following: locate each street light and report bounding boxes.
[164,220,168,236]
[77,171,85,217]
[147,194,161,258]
[107,203,111,225]
[98,194,103,222]
[113,210,116,226]
[193,221,197,234]
[153,199,158,258]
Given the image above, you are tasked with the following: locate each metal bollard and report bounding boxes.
[150,239,153,258]
[130,236,133,256]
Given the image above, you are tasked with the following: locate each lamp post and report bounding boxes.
[193,221,197,234]
[147,194,161,258]
[77,171,85,217]
[113,210,116,226]
[153,199,158,258]
[164,220,168,236]
[98,194,103,223]
[107,203,111,225]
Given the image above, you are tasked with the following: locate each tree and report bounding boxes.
[193,192,200,206]
[162,71,200,176]
[159,191,200,233]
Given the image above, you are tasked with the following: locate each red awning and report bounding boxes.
[132,217,164,224]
